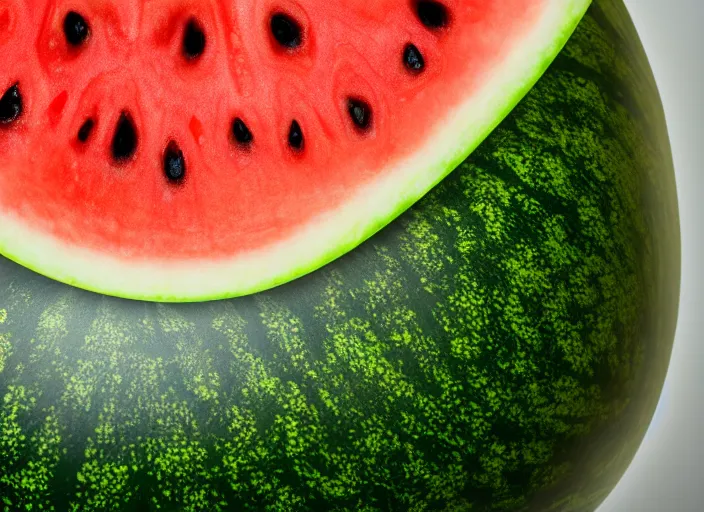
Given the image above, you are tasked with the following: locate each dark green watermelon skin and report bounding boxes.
[0,0,679,510]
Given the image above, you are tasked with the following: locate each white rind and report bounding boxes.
[0,0,592,302]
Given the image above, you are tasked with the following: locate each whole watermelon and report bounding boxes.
[0,0,679,510]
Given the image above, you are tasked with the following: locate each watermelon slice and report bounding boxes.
[0,0,590,301]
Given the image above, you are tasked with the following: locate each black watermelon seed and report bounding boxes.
[403,43,425,72]
[63,11,90,47]
[111,112,137,161]
[182,18,206,59]
[163,140,186,182]
[288,120,303,151]
[347,98,372,131]
[232,117,253,145]
[77,118,94,142]
[270,14,302,49]
[0,83,22,124]
[417,1,449,29]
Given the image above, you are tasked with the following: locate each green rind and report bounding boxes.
[0,1,679,511]
[0,0,591,303]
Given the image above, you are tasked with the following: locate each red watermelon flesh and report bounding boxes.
[0,0,590,301]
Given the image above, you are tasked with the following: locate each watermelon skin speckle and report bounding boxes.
[0,1,679,511]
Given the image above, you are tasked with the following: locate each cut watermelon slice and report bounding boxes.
[0,0,591,301]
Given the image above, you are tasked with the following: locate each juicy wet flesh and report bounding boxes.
[0,0,542,260]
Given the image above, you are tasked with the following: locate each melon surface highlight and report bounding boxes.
[0,0,680,510]
[0,0,590,301]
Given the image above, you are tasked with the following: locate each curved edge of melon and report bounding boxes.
[0,0,592,303]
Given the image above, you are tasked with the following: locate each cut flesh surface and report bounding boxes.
[0,0,591,302]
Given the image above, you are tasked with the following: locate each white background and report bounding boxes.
[599,1,703,511]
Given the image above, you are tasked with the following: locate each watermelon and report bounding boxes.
[0,0,594,301]
[0,0,680,511]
